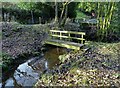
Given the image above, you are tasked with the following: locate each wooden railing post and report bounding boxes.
[51,32,53,39]
[81,34,83,44]
[60,32,62,40]
[68,33,70,41]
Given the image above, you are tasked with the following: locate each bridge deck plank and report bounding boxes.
[45,39,84,50]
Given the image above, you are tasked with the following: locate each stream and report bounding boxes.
[0,46,68,87]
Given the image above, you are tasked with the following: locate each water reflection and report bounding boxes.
[45,61,48,70]
[2,57,42,87]
[45,47,67,69]
[1,47,67,87]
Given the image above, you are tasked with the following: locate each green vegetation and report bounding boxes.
[76,10,88,19]
[2,52,14,72]
[78,2,120,42]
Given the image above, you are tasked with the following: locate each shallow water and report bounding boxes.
[1,47,68,87]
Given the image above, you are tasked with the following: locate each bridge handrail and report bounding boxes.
[49,30,85,35]
[49,30,85,44]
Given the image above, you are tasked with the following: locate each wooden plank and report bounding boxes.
[45,40,83,50]
[50,34,85,41]
[68,33,71,41]
[50,30,85,35]
[46,39,84,47]
[81,34,84,44]
[60,32,62,40]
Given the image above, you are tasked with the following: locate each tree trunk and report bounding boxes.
[31,10,34,24]
[55,0,58,23]
[61,4,68,27]
[59,2,67,27]
[60,3,66,22]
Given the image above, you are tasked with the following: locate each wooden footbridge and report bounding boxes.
[45,30,86,50]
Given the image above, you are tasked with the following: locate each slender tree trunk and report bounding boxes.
[59,1,72,27]
[59,2,68,27]
[61,3,68,27]
[64,4,68,22]
[55,0,58,23]
[31,10,34,24]
[59,3,66,24]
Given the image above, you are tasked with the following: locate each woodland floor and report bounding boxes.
[1,22,47,58]
[35,41,120,87]
[1,22,48,72]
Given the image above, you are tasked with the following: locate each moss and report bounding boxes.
[59,54,68,63]
[69,67,79,74]
[2,52,14,72]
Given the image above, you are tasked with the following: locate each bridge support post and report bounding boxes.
[68,33,70,41]
[60,32,62,40]
[81,34,83,44]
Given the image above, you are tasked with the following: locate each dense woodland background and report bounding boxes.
[1,2,120,42]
